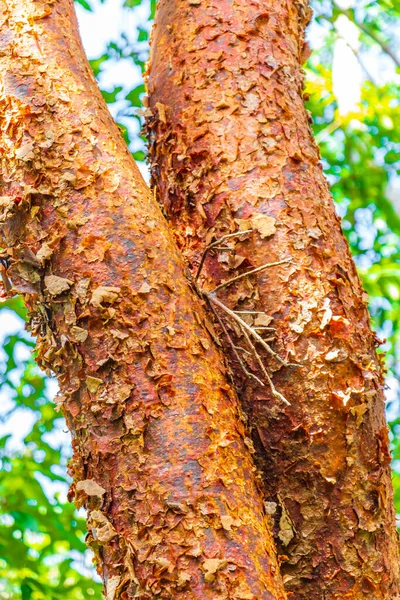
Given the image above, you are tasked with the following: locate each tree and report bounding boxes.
[0,1,286,598]
[145,0,400,597]
[0,0,400,597]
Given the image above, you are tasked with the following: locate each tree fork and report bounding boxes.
[0,1,287,598]
[146,0,400,597]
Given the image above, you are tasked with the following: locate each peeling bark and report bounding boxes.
[0,1,287,598]
[146,0,400,597]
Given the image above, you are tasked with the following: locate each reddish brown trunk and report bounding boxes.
[146,0,400,597]
[0,1,287,598]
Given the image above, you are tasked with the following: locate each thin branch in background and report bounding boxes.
[355,18,400,69]
[315,120,342,146]
[333,2,400,69]
[334,30,377,84]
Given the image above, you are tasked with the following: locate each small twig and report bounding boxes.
[233,345,252,357]
[212,258,292,294]
[195,230,253,281]
[234,310,265,315]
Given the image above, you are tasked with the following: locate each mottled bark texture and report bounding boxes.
[0,1,287,598]
[146,0,400,598]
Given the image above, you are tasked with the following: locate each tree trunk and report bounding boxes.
[0,1,287,598]
[146,0,400,597]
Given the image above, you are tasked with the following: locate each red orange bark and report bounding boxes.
[146,0,400,597]
[0,1,286,598]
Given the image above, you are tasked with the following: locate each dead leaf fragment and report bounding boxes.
[137,281,151,294]
[155,102,167,124]
[0,196,15,220]
[233,583,255,599]
[91,510,118,543]
[203,558,228,583]
[91,286,120,308]
[110,328,129,340]
[86,376,103,393]
[250,213,276,239]
[325,349,339,361]
[350,403,368,428]
[221,515,234,531]
[320,298,332,330]
[187,542,202,557]
[16,142,34,161]
[36,242,53,262]
[278,503,295,546]
[69,326,88,343]
[200,337,210,351]
[264,501,277,515]
[44,275,73,296]
[254,313,273,327]
[75,277,91,302]
[76,479,106,497]
[177,571,191,588]
[105,576,121,600]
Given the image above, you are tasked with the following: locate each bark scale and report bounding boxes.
[0,1,287,598]
[146,0,400,597]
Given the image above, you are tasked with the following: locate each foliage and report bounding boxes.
[0,300,101,599]
[1,0,400,596]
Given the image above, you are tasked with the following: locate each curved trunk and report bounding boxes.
[0,1,286,598]
[146,0,400,597]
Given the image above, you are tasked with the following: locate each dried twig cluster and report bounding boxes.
[194,231,298,406]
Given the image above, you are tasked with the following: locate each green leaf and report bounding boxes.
[132,150,146,161]
[137,27,149,42]
[89,54,109,78]
[74,0,92,10]
[101,86,123,104]
[21,582,32,600]
[126,84,146,107]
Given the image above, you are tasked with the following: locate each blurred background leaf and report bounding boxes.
[1,0,400,596]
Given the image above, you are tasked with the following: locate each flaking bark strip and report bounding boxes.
[146,0,400,598]
[0,1,287,598]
